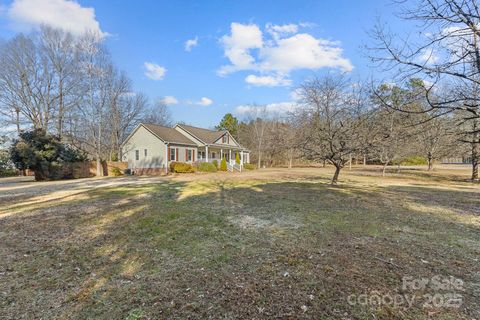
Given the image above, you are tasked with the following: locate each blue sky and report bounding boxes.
[0,0,402,127]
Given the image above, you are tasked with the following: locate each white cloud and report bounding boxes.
[245,74,291,87]
[419,48,439,64]
[219,22,353,87]
[266,23,298,39]
[289,90,302,101]
[184,36,198,52]
[189,97,213,106]
[218,22,263,75]
[160,96,178,105]
[235,102,297,115]
[260,34,353,73]
[144,62,166,80]
[7,0,107,37]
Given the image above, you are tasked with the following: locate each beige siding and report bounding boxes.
[122,125,167,169]
[167,145,198,163]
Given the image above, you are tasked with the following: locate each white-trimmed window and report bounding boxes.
[169,147,177,161]
[187,149,193,162]
[211,152,217,159]
[135,150,139,160]
[144,149,147,157]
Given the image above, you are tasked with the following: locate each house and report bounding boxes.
[121,123,250,174]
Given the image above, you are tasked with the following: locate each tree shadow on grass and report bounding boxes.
[0,178,478,319]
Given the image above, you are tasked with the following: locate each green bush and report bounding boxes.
[198,162,217,172]
[10,129,87,181]
[111,167,123,176]
[220,158,227,171]
[400,156,428,166]
[0,168,18,177]
[212,159,218,168]
[171,162,195,173]
[235,153,241,165]
[243,163,255,170]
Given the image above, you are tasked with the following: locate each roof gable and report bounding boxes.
[175,124,225,144]
[142,123,197,145]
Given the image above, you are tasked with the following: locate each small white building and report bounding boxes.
[122,123,250,174]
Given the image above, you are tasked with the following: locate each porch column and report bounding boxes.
[240,151,244,165]
[205,145,209,162]
[229,149,232,165]
[221,149,223,160]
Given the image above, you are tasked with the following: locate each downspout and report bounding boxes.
[165,142,169,173]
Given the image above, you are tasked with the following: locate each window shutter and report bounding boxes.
[168,147,171,160]
[185,149,188,160]
[193,150,195,162]
[176,148,179,161]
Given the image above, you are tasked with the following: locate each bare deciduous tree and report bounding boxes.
[241,105,269,168]
[369,0,480,180]
[0,33,56,131]
[296,75,368,184]
[141,99,173,126]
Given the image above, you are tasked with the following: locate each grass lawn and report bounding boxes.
[0,166,479,319]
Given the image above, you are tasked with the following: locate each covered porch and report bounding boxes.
[196,145,249,167]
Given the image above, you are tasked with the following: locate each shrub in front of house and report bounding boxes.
[235,153,240,165]
[243,163,255,170]
[169,161,179,172]
[111,167,123,176]
[220,158,227,171]
[212,159,218,168]
[171,162,195,173]
[198,162,217,172]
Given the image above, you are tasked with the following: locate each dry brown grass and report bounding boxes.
[0,165,478,319]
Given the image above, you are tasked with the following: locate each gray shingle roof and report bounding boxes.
[177,124,226,144]
[142,123,197,145]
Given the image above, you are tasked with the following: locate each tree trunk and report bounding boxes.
[96,157,102,177]
[397,163,401,173]
[323,159,326,167]
[331,165,341,184]
[427,152,433,171]
[57,77,64,140]
[15,107,26,176]
[349,155,352,170]
[363,154,366,166]
[382,162,388,177]
[257,147,262,169]
[472,140,479,182]
[15,107,21,134]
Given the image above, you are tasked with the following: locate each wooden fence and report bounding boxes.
[89,161,128,177]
